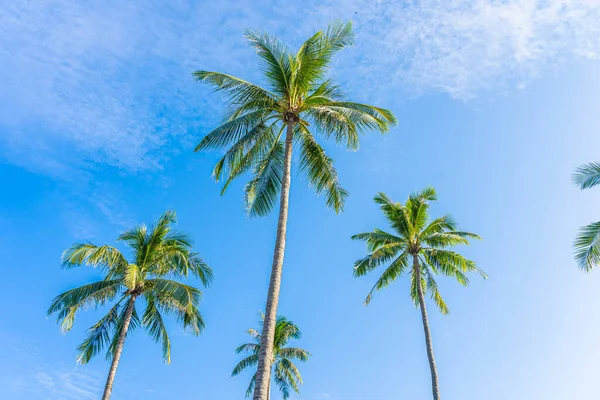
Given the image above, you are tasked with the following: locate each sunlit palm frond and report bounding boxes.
[244,139,286,217]
[297,124,348,212]
[244,29,291,96]
[574,221,600,271]
[48,280,123,333]
[363,252,409,305]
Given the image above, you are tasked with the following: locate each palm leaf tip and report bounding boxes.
[574,221,600,272]
[573,162,600,190]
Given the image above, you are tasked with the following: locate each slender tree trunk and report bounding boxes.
[414,255,440,400]
[266,378,271,400]
[253,120,295,400]
[102,295,137,400]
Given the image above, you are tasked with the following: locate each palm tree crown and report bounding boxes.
[352,188,485,310]
[353,188,484,400]
[48,210,213,364]
[573,162,600,271]
[232,314,310,400]
[193,21,397,216]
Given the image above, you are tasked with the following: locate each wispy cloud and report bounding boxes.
[0,0,599,176]
[0,334,103,400]
[329,0,600,99]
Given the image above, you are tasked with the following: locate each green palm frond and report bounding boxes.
[278,347,310,361]
[363,252,409,305]
[573,162,600,189]
[232,354,260,377]
[354,189,482,312]
[76,301,123,364]
[273,365,292,400]
[142,294,171,363]
[48,280,123,333]
[243,29,291,95]
[61,244,128,275]
[297,124,348,212]
[423,268,449,315]
[351,229,403,252]
[353,243,404,278]
[105,304,140,361]
[195,110,271,152]
[195,22,396,217]
[192,71,278,106]
[50,210,210,365]
[244,139,285,217]
[574,221,600,271]
[150,279,205,335]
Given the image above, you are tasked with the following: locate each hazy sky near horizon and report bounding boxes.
[1,1,600,399]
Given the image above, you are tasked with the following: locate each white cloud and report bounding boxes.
[0,0,599,176]
[341,0,600,99]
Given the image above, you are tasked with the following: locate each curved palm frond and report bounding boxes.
[573,162,600,189]
[297,124,348,212]
[142,294,171,363]
[48,280,123,333]
[363,252,409,305]
[76,301,123,364]
[244,29,291,96]
[574,221,600,271]
[61,244,128,276]
[149,279,205,335]
[244,139,285,217]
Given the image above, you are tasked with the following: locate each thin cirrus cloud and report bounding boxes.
[0,0,599,175]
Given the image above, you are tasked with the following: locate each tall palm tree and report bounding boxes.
[47,211,212,400]
[232,314,310,400]
[573,162,600,270]
[193,21,396,400]
[352,188,484,400]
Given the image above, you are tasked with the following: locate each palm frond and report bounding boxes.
[278,347,310,361]
[142,294,171,363]
[353,243,404,278]
[193,71,278,106]
[244,139,285,217]
[297,124,348,212]
[61,244,127,276]
[149,279,205,335]
[232,354,259,377]
[351,229,403,252]
[105,303,140,361]
[244,29,291,96]
[574,221,600,271]
[363,252,409,305]
[573,162,600,189]
[76,301,123,364]
[48,280,123,333]
[195,110,271,152]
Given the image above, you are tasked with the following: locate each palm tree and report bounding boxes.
[232,314,310,400]
[352,188,484,400]
[573,162,600,270]
[193,21,396,399]
[47,211,212,400]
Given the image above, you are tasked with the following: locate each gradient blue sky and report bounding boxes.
[1,1,600,399]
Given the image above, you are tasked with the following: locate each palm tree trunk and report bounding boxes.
[102,295,137,400]
[253,119,295,400]
[414,256,440,400]
[267,378,271,400]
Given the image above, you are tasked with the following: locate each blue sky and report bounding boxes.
[1,1,600,399]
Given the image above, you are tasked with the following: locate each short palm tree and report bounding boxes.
[352,188,484,400]
[573,162,600,270]
[47,211,212,400]
[193,21,396,400]
[232,314,310,400]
